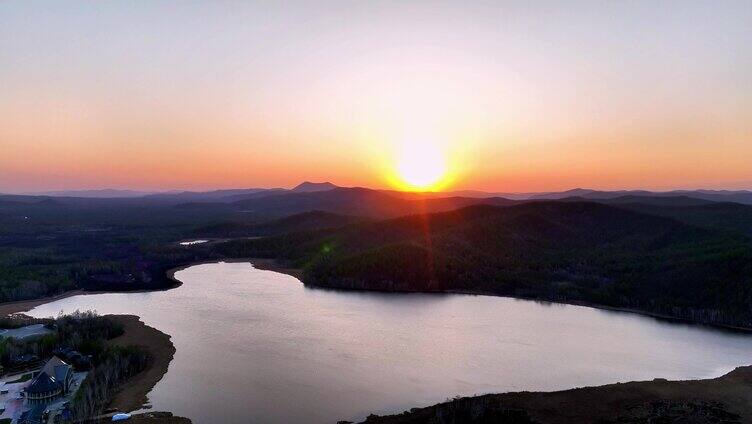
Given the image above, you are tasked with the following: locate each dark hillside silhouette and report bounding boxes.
[218,201,752,328]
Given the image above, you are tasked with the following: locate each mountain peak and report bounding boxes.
[292,181,338,193]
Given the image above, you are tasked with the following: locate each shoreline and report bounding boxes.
[0,290,88,316]
[446,289,752,333]
[0,285,184,316]
[1,258,752,423]
[298,283,752,333]
[187,258,752,332]
[105,315,177,414]
[166,257,303,282]
[360,365,752,423]
[3,258,749,333]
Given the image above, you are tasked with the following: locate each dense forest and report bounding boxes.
[2,189,752,329]
[216,202,752,328]
[0,198,230,303]
[0,233,217,302]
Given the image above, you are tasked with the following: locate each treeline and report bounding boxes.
[4,196,752,329]
[0,229,219,303]
[192,210,367,238]
[55,310,125,361]
[0,310,124,369]
[0,197,239,304]
[216,202,752,329]
[71,345,150,419]
[0,247,79,301]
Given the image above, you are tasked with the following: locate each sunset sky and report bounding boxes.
[1,1,751,193]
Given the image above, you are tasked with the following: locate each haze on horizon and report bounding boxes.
[1,1,751,194]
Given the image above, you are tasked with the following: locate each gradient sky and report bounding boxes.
[1,1,751,193]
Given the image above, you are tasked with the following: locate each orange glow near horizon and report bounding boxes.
[1,2,751,194]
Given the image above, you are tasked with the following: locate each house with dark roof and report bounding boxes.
[42,356,73,393]
[52,347,92,369]
[22,356,74,405]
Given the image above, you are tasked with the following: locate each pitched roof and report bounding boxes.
[41,356,68,375]
[25,371,60,395]
[42,356,71,384]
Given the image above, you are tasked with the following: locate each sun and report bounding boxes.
[394,142,448,191]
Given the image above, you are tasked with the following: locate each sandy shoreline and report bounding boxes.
[105,315,177,414]
[0,284,184,317]
[0,290,88,316]
[0,295,186,421]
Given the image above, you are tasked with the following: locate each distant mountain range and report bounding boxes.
[4,179,752,330]
[143,188,283,203]
[230,187,515,218]
[528,188,752,204]
[5,183,752,229]
[17,184,752,205]
[23,189,158,198]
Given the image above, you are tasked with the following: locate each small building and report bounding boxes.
[22,356,74,405]
[0,324,54,341]
[12,354,40,367]
[52,347,92,370]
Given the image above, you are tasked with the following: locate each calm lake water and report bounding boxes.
[27,262,752,423]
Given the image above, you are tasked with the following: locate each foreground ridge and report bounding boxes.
[358,366,752,423]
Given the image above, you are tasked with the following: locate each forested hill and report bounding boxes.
[231,186,517,218]
[216,201,752,328]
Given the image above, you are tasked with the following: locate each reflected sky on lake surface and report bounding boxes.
[28,262,752,423]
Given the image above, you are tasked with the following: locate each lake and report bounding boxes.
[27,262,752,423]
[178,240,209,246]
